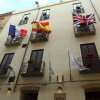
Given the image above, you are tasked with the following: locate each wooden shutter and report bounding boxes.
[80,43,99,68]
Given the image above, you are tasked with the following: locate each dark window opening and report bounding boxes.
[85,88,100,100]
[40,9,50,21]
[80,43,99,67]
[19,13,30,25]
[21,88,39,100]
[0,53,14,75]
[28,49,44,72]
[21,49,44,77]
[73,3,84,14]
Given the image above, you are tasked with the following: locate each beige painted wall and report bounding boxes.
[0,0,100,100]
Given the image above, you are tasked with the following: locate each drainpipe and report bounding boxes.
[13,1,40,92]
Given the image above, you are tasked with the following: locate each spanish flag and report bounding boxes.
[32,21,51,33]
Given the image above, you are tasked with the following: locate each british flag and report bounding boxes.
[73,14,96,25]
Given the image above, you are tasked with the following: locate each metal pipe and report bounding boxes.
[89,0,100,21]
[13,2,40,92]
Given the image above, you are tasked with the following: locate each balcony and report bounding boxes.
[74,24,96,37]
[5,35,22,47]
[21,60,45,77]
[30,32,49,43]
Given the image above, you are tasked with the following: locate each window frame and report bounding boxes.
[30,49,44,64]
[19,13,30,25]
[73,2,84,14]
[40,9,50,21]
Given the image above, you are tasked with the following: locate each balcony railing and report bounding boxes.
[21,60,45,77]
[5,36,22,47]
[30,32,49,43]
[74,24,96,37]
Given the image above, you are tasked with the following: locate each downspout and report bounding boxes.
[13,6,40,92]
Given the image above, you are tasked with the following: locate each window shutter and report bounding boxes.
[80,43,99,67]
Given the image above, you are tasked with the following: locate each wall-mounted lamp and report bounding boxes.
[54,86,66,100]
[56,86,64,94]
[7,87,12,96]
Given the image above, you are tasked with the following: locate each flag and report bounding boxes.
[8,25,16,38]
[32,22,38,32]
[32,21,51,33]
[39,22,51,33]
[73,14,96,25]
[19,28,28,38]
[86,14,96,25]
[15,29,20,38]
[68,49,89,71]
[8,25,27,39]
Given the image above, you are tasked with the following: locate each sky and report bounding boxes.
[0,0,60,14]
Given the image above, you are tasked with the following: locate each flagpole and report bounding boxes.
[67,49,72,81]
[89,0,100,21]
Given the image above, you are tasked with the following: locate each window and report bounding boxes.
[73,2,84,14]
[85,88,100,100]
[28,49,44,72]
[80,43,100,74]
[21,49,45,77]
[0,53,14,76]
[21,87,39,100]
[40,9,50,21]
[19,13,30,25]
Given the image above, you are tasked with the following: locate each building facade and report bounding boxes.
[0,0,100,100]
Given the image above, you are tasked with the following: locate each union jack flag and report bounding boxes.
[73,14,96,25]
